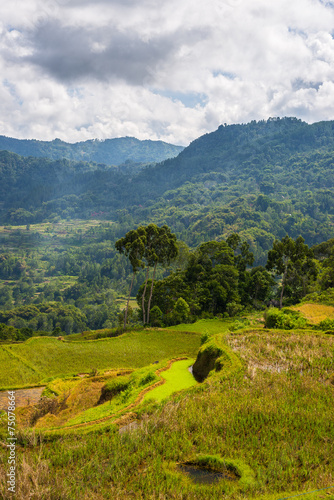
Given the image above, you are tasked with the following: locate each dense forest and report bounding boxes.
[0,135,183,166]
[0,117,333,339]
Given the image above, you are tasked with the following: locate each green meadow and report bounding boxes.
[0,329,201,389]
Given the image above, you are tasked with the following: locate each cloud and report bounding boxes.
[20,21,177,85]
[1,0,334,145]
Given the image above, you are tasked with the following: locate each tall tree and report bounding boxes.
[140,224,159,324]
[115,227,145,327]
[146,225,178,324]
[266,235,317,309]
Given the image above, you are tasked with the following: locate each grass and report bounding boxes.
[143,359,197,402]
[167,318,234,334]
[291,303,334,324]
[21,359,197,431]
[0,329,201,389]
[1,317,334,499]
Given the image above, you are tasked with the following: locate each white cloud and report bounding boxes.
[1,0,334,145]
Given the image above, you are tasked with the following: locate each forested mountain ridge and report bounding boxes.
[134,116,334,194]
[0,117,333,263]
[0,135,184,167]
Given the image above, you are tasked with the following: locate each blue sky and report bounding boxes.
[1,0,334,145]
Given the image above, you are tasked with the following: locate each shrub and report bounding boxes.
[200,330,210,345]
[226,302,243,317]
[149,306,164,327]
[318,318,334,332]
[264,308,307,329]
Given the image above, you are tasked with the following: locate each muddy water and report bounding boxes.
[177,464,237,484]
[0,387,45,410]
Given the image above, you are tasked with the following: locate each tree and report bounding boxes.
[115,227,146,327]
[246,266,275,305]
[116,224,178,326]
[266,235,317,309]
[146,225,178,324]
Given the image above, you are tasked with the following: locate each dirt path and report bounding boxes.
[0,387,45,411]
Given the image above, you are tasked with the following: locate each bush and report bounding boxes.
[226,302,243,317]
[149,306,164,327]
[264,308,307,329]
[318,318,334,332]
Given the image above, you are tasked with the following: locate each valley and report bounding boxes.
[0,118,334,499]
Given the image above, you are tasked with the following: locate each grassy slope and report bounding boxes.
[1,317,334,499]
[291,303,334,324]
[0,329,201,389]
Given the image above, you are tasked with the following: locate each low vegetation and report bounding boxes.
[0,315,333,499]
[0,328,201,389]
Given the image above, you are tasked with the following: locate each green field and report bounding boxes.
[143,358,197,402]
[0,329,201,389]
[0,318,334,500]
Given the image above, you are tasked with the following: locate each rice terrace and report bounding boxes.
[1,312,334,499]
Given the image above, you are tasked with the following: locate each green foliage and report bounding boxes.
[149,305,164,327]
[266,235,317,308]
[0,135,183,167]
[0,323,34,342]
[116,224,178,325]
[200,330,211,345]
[318,318,334,332]
[301,288,334,306]
[0,302,87,335]
[193,332,243,382]
[98,375,132,404]
[138,370,157,386]
[264,308,308,329]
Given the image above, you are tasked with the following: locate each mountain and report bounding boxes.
[134,116,334,193]
[0,135,184,167]
[1,117,333,262]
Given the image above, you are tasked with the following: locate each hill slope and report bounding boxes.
[0,135,184,167]
[0,117,333,260]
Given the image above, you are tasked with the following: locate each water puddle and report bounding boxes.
[177,464,237,484]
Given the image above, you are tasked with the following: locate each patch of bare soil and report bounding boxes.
[0,387,45,410]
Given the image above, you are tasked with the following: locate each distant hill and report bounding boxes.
[1,117,333,262]
[0,135,184,167]
[134,117,334,193]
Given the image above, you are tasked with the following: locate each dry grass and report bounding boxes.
[33,372,125,429]
[226,329,334,382]
[291,303,334,324]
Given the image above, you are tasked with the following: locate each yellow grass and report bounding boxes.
[291,303,334,324]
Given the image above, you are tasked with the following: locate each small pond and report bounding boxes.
[177,464,237,484]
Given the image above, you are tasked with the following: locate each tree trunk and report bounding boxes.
[147,262,158,324]
[141,266,150,324]
[279,265,288,310]
[124,272,135,328]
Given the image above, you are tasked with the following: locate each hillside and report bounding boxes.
[0,117,333,262]
[0,317,333,499]
[0,135,184,167]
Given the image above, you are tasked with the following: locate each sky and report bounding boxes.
[1,0,334,146]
